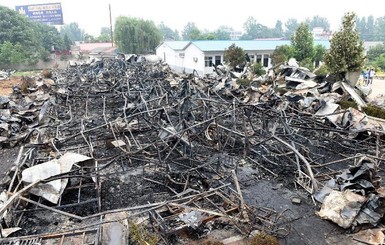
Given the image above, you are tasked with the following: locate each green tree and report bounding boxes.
[285,18,299,39]
[313,44,326,67]
[114,16,161,54]
[366,16,375,41]
[324,12,365,78]
[60,22,85,42]
[291,23,314,62]
[0,41,26,68]
[272,20,284,38]
[367,43,385,62]
[215,25,233,40]
[374,17,385,41]
[242,17,258,39]
[63,33,72,50]
[374,53,385,70]
[158,22,179,40]
[97,27,112,42]
[0,6,39,52]
[306,15,330,31]
[271,45,294,65]
[241,17,272,39]
[224,44,246,68]
[35,23,64,52]
[182,22,201,40]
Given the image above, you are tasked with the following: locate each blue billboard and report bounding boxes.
[15,3,63,25]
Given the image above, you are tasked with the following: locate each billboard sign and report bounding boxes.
[15,3,63,25]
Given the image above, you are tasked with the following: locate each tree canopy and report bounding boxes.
[0,5,68,68]
[114,16,162,54]
[60,22,85,42]
[291,23,314,62]
[324,12,365,77]
[224,44,246,69]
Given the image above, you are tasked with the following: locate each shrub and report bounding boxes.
[250,62,266,76]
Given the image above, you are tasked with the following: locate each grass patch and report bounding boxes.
[13,70,41,77]
[338,100,385,119]
[236,78,251,86]
[247,232,279,245]
[128,221,159,245]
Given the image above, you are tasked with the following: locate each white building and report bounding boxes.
[156,40,330,76]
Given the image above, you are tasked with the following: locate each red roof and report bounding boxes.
[78,42,114,52]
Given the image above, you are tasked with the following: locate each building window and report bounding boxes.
[215,56,221,65]
[263,54,269,67]
[249,55,255,62]
[256,54,262,64]
[205,56,213,67]
[179,52,185,58]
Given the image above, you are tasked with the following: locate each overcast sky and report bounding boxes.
[1,0,384,36]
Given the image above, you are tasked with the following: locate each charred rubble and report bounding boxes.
[0,58,385,244]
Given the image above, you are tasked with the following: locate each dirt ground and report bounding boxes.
[0,77,22,96]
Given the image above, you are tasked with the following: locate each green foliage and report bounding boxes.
[374,53,385,70]
[339,100,385,120]
[98,27,112,42]
[250,62,266,76]
[0,41,27,67]
[305,15,330,31]
[224,44,246,68]
[241,16,273,40]
[128,221,159,245]
[324,12,365,78]
[0,6,70,67]
[214,25,232,40]
[367,43,385,61]
[285,18,299,39]
[158,22,179,40]
[236,78,251,86]
[63,33,72,50]
[182,22,201,40]
[291,23,314,62]
[299,58,314,70]
[272,45,294,65]
[314,64,329,76]
[114,16,161,54]
[313,44,326,67]
[60,22,85,42]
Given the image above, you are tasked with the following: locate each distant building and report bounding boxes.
[156,40,330,76]
[71,42,118,59]
[312,27,332,40]
[229,31,243,40]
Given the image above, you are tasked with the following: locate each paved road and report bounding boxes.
[367,78,385,99]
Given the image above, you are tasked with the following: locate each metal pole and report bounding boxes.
[109,4,113,46]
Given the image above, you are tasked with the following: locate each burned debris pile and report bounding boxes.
[0,58,384,244]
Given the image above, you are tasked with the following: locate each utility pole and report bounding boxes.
[109,4,113,47]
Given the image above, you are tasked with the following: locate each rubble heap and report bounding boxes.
[0,58,384,244]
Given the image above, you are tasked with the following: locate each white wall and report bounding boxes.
[156,43,275,76]
[184,44,205,76]
[156,44,185,73]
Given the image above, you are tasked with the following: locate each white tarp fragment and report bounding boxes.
[317,190,367,229]
[21,152,94,204]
